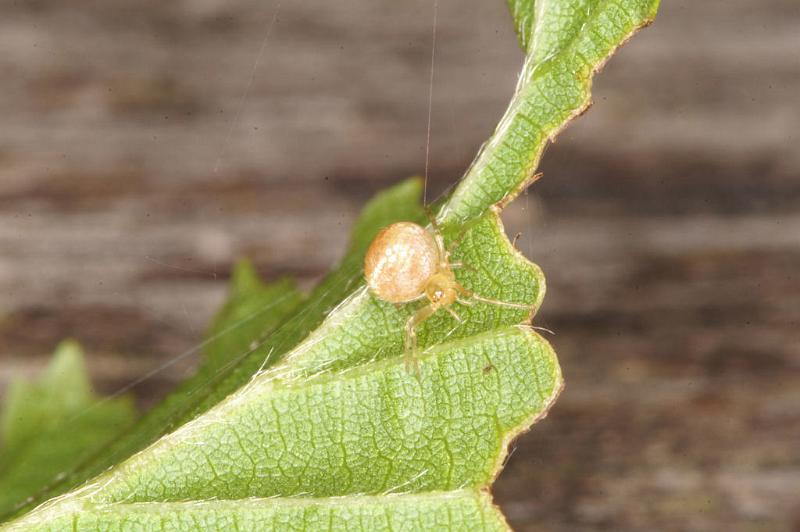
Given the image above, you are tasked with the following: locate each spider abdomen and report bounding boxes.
[364,222,439,303]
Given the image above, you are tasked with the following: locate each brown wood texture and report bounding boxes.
[0,0,798,530]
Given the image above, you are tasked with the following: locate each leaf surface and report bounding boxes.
[5,205,559,531]
[0,342,136,517]
[442,0,660,226]
[203,261,303,375]
[56,327,559,504]
[2,0,661,528]
[2,178,426,520]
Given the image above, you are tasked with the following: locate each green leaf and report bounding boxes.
[2,0,661,527]
[12,326,559,530]
[0,341,136,517]
[203,261,303,374]
[73,327,559,504]
[0,271,303,521]
[4,205,558,530]
[1,178,427,521]
[442,0,660,226]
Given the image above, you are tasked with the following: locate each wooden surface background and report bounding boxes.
[1,0,798,530]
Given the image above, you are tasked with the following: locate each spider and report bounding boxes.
[363,215,531,373]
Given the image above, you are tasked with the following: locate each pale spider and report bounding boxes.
[363,215,531,372]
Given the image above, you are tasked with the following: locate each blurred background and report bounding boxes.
[0,0,798,530]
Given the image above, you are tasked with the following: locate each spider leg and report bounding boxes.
[423,204,442,233]
[446,226,471,254]
[404,304,438,376]
[470,292,531,310]
[450,261,479,274]
[455,282,472,297]
[456,282,530,310]
[445,307,462,323]
[421,205,450,263]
